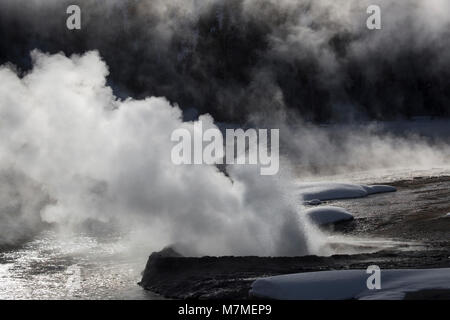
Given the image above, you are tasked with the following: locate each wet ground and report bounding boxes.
[329,175,450,247]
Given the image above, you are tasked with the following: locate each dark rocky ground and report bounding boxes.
[332,175,450,245]
[139,176,450,299]
[139,247,450,299]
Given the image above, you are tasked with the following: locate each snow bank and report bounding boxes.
[250,268,450,300]
[363,185,397,195]
[305,206,354,225]
[298,182,396,201]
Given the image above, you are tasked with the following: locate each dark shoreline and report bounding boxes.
[139,248,450,299]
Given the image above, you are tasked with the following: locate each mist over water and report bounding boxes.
[279,119,450,178]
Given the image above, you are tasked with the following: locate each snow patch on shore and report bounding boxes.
[250,268,450,300]
[298,182,396,201]
[363,185,397,195]
[305,206,354,225]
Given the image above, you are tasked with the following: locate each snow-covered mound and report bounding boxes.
[305,206,354,225]
[298,182,396,201]
[363,185,397,195]
[250,268,450,300]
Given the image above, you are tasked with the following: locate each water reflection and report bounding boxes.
[0,230,160,300]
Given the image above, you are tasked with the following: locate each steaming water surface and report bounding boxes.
[0,231,161,299]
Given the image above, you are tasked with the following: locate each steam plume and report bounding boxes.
[0,0,449,122]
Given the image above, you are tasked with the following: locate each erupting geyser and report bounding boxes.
[0,50,313,256]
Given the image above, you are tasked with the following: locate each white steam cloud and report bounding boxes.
[0,51,311,256]
[280,120,450,178]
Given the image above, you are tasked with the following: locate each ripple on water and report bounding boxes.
[0,231,161,300]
